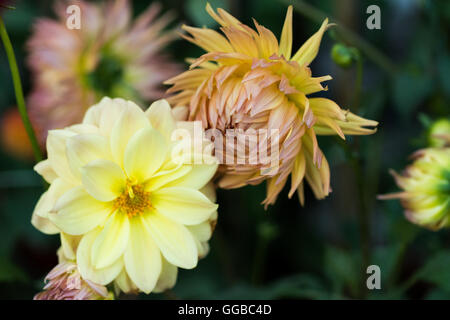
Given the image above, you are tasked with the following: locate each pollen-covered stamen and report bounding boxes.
[114,183,152,218]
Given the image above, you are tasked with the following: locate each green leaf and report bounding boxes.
[323,246,359,297]
[392,71,432,118]
[0,255,27,283]
[415,251,450,292]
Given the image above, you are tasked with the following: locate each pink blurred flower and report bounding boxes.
[27,0,180,144]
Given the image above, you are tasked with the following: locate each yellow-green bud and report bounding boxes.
[331,43,355,68]
[429,118,450,148]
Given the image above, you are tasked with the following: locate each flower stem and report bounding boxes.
[351,54,370,298]
[0,17,43,163]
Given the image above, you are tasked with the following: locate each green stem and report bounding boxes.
[352,57,370,299]
[352,54,363,110]
[0,17,43,163]
[282,0,398,75]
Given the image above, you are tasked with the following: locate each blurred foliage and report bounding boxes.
[0,0,449,300]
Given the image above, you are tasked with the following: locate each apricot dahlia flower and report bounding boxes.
[166,5,378,207]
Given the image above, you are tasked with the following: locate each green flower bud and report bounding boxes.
[331,43,355,68]
[428,118,450,147]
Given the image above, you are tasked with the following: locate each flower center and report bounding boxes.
[85,50,124,97]
[113,183,152,218]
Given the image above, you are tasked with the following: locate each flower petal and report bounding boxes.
[124,127,167,182]
[66,133,112,179]
[151,187,218,225]
[31,212,60,235]
[77,228,124,285]
[81,159,126,202]
[110,101,150,166]
[83,97,127,136]
[145,99,176,142]
[91,211,130,269]
[279,6,293,59]
[46,129,78,183]
[153,257,178,293]
[124,216,162,294]
[60,233,81,261]
[49,186,112,235]
[292,18,330,66]
[163,162,218,190]
[145,165,192,192]
[143,210,198,269]
[33,178,74,219]
[34,160,58,184]
[114,269,138,294]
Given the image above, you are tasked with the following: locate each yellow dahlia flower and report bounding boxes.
[166,4,378,207]
[380,147,450,230]
[31,97,218,294]
[27,0,180,144]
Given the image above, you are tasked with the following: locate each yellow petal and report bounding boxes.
[151,187,218,225]
[181,25,233,53]
[34,160,58,184]
[279,6,293,59]
[81,159,126,202]
[153,257,178,293]
[60,233,81,261]
[83,97,127,136]
[31,212,59,235]
[124,216,161,294]
[205,3,242,28]
[77,228,124,285]
[200,182,217,202]
[145,165,192,192]
[124,127,167,183]
[289,151,306,198]
[47,129,78,183]
[143,210,198,269]
[163,162,218,190]
[145,99,177,142]
[91,211,130,269]
[188,220,214,243]
[66,133,112,179]
[49,186,112,235]
[110,101,151,167]
[292,18,330,66]
[33,178,73,219]
[309,98,346,121]
[114,269,138,294]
